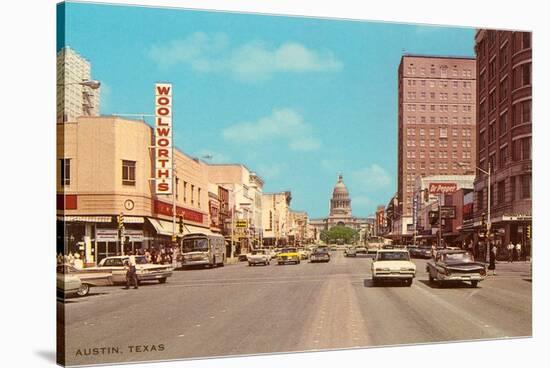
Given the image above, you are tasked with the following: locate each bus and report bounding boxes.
[181,233,226,268]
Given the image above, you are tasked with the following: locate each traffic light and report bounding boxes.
[178,215,184,234]
[481,213,486,228]
[117,212,125,230]
[527,225,531,239]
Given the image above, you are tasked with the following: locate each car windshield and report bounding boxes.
[182,238,209,253]
[315,248,329,253]
[251,250,266,255]
[377,252,410,261]
[281,248,297,253]
[443,252,473,262]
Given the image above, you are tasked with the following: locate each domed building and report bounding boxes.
[310,174,373,241]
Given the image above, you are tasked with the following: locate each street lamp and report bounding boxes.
[457,161,491,262]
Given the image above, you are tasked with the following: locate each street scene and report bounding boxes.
[60,250,531,366]
[56,2,532,367]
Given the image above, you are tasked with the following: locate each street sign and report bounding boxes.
[429,183,457,194]
[440,206,456,219]
[235,219,248,228]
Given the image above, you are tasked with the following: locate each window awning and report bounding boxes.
[57,216,112,223]
[147,218,212,237]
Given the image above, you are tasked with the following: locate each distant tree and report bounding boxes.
[321,226,359,244]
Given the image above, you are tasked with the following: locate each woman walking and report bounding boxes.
[488,243,497,276]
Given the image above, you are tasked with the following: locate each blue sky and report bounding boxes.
[58,2,475,218]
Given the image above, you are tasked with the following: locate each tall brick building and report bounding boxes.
[397,55,477,232]
[473,30,532,252]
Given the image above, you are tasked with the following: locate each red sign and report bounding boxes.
[429,183,458,194]
[154,200,204,224]
[57,194,77,210]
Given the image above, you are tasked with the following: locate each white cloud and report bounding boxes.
[149,33,342,81]
[222,108,321,152]
[350,164,392,190]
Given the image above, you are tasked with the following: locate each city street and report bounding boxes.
[60,251,532,366]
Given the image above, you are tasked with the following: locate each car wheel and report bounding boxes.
[77,283,90,297]
[471,280,479,288]
[278,262,283,265]
[297,260,300,264]
[429,273,434,283]
[405,279,413,287]
[372,278,378,287]
[158,278,167,284]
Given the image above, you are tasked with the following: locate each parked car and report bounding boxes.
[56,264,113,296]
[92,255,173,284]
[371,249,416,286]
[247,249,271,266]
[355,246,368,255]
[277,248,301,265]
[298,249,310,260]
[426,249,486,288]
[367,244,380,255]
[410,246,432,259]
[344,246,357,257]
[56,272,82,298]
[310,247,331,263]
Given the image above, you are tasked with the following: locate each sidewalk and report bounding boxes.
[486,260,532,278]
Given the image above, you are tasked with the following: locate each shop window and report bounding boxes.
[122,160,136,186]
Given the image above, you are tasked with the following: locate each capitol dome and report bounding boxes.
[330,174,352,217]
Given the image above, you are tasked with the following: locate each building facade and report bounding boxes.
[57,47,101,123]
[262,192,292,246]
[473,30,532,256]
[57,116,210,265]
[397,55,477,226]
[208,164,264,254]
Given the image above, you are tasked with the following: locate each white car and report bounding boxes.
[93,255,173,284]
[371,249,416,286]
[247,249,271,266]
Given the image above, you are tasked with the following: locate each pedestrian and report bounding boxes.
[124,251,138,289]
[431,244,437,259]
[145,248,152,263]
[507,242,514,263]
[489,243,497,275]
[515,242,522,262]
[73,253,84,269]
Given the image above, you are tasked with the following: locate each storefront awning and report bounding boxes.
[147,218,176,236]
[58,216,112,223]
[147,218,212,237]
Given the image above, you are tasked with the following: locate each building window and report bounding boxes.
[191,184,195,204]
[522,137,532,160]
[440,128,447,138]
[499,44,508,68]
[499,78,508,102]
[499,145,509,169]
[488,122,496,144]
[175,177,179,200]
[60,158,70,186]
[523,33,531,49]
[489,58,496,80]
[521,175,531,199]
[499,112,508,135]
[184,181,187,202]
[523,63,531,86]
[480,100,486,120]
[489,90,496,111]
[198,188,201,208]
[497,181,505,204]
[522,100,531,124]
[122,160,136,186]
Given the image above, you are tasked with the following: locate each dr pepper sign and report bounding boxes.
[155,83,173,194]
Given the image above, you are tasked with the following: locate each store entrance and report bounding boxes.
[96,241,118,264]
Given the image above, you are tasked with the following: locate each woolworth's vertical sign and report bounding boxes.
[155,83,173,194]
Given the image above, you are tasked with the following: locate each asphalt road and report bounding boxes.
[60,251,532,366]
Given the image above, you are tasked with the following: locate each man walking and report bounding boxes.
[124,251,138,289]
[515,242,522,262]
[507,242,514,263]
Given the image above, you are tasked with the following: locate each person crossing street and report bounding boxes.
[124,251,138,290]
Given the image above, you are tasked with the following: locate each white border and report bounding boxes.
[1,1,548,368]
